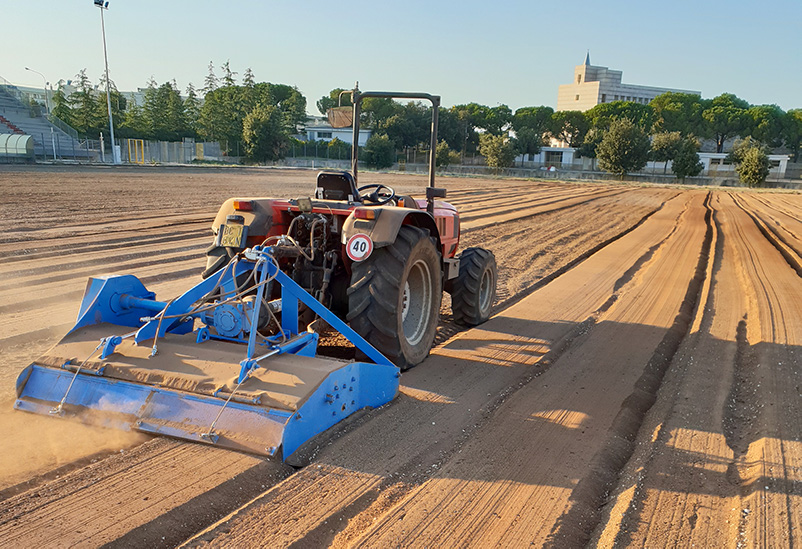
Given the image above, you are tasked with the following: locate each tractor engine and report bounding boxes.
[272,212,349,321]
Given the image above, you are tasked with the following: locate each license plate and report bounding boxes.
[220,224,244,247]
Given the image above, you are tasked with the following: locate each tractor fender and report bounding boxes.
[211,198,274,236]
[342,207,440,251]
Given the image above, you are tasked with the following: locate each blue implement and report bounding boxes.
[14,247,400,460]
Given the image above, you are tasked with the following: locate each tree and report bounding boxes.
[746,104,785,148]
[550,110,589,147]
[728,137,770,187]
[650,131,683,174]
[264,83,307,130]
[242,68,255,88]
[512,106,553,161]
[361,97,401,132]
[197,86,243,152]
[242,104,289,162]
[671,136,704,182]
[513,106,554,136]
[183,83,201,135]
[221,60,238,87]
[514,128,544,162]
[362,134,395,169]
[649,92,705,136]
[481,104,513,136]
[317,88,351,116]
[478,133,516,168]
[441,106,478,153]
[585,101,654,132]
[596,118,650,177]
[202,61,218,96]
[327,137,350,160]
[118,95,146,138]
[783,109,802,162]
[68,69,99,136]
[51,80,72,125]
[142,80,188,141]
[576,127,604,170]
[702,93,750,153]
[93,84,126,140]
[736,147,770,188]
[435,140,459,168]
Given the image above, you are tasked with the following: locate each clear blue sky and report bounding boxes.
[3,0,800,113]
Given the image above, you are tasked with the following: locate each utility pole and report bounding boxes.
[94,0,119,164]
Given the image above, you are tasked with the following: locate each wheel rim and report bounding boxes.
[401,258,432,346]
[478,266,493,312]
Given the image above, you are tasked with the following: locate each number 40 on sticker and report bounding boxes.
[346,233,374,262]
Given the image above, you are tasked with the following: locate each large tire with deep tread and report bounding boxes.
[451,247,497,326]
[347,225,442,370]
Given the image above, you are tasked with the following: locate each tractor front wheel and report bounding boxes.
[450,247,497,326]
[347,226,442,370]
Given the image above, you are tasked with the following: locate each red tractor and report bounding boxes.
[202,88,496,369]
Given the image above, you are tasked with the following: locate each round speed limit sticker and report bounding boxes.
[346,233,374,262]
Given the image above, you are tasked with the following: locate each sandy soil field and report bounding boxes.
[0,165,800,547]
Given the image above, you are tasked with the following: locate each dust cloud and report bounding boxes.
[0,400,148,492]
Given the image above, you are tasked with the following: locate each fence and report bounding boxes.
[18,134,223,165]
[119,139,221,164]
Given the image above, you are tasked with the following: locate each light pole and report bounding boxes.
[24,67,50,115]
[25,66,57,159]
[94,0,119,164]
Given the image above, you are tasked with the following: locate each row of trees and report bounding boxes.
[343,89,799,186]
[45,65,800,176]
[49,62,306,159]
[318,90,800,158]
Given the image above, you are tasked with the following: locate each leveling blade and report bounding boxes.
[14,248,400,460]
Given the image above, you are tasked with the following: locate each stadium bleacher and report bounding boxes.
[0,85,91,159]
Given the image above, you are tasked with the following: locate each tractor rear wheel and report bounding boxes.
[347,226,442,370]
[451,247,497,326]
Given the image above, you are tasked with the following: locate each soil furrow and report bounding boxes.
[546,194,713,547]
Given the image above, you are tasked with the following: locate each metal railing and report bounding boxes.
[47,114,79,139]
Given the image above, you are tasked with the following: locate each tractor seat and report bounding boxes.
[315,171,358,201]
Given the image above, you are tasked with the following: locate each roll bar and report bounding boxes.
[340,85,441,208]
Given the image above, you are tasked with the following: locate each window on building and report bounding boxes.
[575,94,580,101]
[545,151,564,165]
[770,160,781,168]
[318,131,332,139]
[577,74,582,84]
[710,158,722,166]
[601,94,606,103]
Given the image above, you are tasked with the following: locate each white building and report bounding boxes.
[515,147,577,167]
[557,53,700,112]
[698,152,790,178]
[304,121,371,146]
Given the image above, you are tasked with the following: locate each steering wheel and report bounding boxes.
[357,183,396,205]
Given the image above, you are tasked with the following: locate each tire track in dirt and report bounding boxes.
[543,193,713,547]
[731,193,802,278]
[0,226,208,263]
[591,190,802,547]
